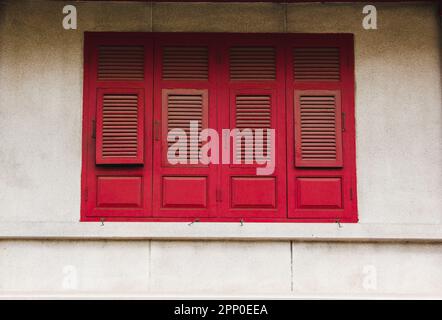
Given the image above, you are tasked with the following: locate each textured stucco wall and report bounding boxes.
[0,1,440,224]
[0,1,441,297]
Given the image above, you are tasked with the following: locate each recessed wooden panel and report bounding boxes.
[97,176,142,208]
[98,46,144,81]
[231,177,276,209]
[293,47,340,81]
[296,178,342,209]
[162,177,207,208]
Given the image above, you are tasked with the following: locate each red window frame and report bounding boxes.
[81,32,358,223]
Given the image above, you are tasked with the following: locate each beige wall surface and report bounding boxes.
[0,1,441,225]
[0,1,441,297]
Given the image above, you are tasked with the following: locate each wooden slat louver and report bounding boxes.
[234,95,272,163]
[96,90,144,164]
[293,47,340,81]
[230,47,276,81]
[295,90,342,167]
[164,90,208,163]
[162,47,209,80]
[98,46,144,81]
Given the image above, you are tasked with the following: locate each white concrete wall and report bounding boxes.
[0,1,441,297]
[1,240,442,298]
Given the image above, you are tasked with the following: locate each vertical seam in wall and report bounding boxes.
[148,240,152,292]
[290,241,294,292]
[283,2,288,33]
[150,1,153,32]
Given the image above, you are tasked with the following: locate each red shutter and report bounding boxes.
[82,34,153,219]
[152,36,217,218]
[162,89,208,166]
[96,89,144,164]
[294,90,342,167]
[234,94,272,164]
[218,37,287,219]
[286,34,357,221]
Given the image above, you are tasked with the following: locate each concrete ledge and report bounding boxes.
[0,293,437,300]
[0,222,441,242]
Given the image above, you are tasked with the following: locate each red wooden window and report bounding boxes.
[286,34,357,221]
[81,32,357,223]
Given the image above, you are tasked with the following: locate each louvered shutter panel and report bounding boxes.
[230,47,276,80]
[163,89,208,164]
[96,89,144,164]
[294,90,343,167]
[287,35,357,221]
[234,94,272,164]
[293,47,340,81]
[162,47,209,80]
[98,46,144,81]
[218,38,287,219]
[153,39,216,218]
[82,35,153,220]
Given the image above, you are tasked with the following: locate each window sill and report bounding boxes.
[0,222,441,243]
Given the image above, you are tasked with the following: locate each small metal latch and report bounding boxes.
[188,218,200,226]
[335,219,342,228]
